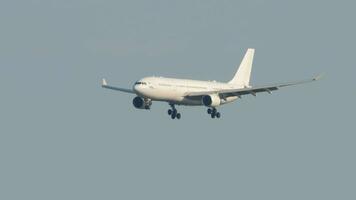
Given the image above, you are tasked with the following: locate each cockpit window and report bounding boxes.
[135,82,147,85]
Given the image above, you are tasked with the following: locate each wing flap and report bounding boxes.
[184,75,320,97]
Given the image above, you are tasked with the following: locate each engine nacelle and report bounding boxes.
[202,94,221,107]
[132,96,152,109]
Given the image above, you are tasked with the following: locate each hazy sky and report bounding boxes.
[1,1,355,199]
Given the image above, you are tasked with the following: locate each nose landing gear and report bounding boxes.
[168,104,181,119]
[207,108,221,119]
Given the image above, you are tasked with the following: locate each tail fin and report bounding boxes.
[228,48,255,86]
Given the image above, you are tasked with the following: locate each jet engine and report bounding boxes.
[132,96,152,109]
[202,94,221,107]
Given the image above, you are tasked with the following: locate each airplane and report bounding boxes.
[102,48,320,119]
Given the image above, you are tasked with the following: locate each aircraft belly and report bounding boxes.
[180,98,202,105]
[143,88,202,105]
[141,87,239,106]
[144,88,183,102]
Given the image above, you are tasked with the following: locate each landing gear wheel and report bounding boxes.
[208,108,221,119]
[171,113,176,119]
[172,109,177,116]
[168,103,182,120]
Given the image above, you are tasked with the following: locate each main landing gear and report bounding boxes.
[207,108,221,119]
[168,104,181,120]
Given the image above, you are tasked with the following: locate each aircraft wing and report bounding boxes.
[101,79,135,94]
[184,75,321,98]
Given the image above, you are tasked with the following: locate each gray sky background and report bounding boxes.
[1,0,355,199]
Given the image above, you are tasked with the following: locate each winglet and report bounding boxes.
[102,78,107,86]
[313,74,323,81]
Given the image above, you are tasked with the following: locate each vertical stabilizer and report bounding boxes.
[228,48,255,86]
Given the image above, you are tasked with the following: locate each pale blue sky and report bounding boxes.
[0,1,355,199]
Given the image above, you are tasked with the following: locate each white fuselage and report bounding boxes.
[133,77,241,106]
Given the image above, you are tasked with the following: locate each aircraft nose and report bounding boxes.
[133,84,142,94]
